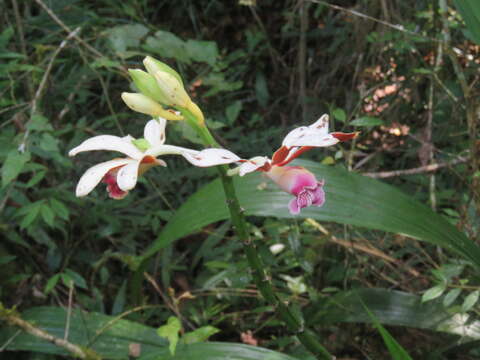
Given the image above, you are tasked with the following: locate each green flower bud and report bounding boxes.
[153,71,191,108]
[143,56,183,85]
[121,92,184,120]
[128,69,169,104]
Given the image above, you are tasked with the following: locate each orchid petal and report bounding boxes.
[182,148,241,167]
[69,135,144,160]
[116,161,141,191]
[288,198,301,215]
[283,133,339,148]
[75,158,133,197]
[238,156,270,176]
[144,118,167,146]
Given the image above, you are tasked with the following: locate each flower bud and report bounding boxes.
[153,71,191,108]
[143,56,183,85]
[128,69,169,104]
[121,92,183,120]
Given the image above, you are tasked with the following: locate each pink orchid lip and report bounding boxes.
[265,165,326,215]
[103,169,128,199]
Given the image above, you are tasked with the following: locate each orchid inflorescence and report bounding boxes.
[69,56,357,214]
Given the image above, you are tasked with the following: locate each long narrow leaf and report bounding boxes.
[305,288,480,339]
[142,160,480,269]
[362,303,414,360]
[0,307,299,360]
[453,0,480,45]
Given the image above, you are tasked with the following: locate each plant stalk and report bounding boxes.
[180,108,333,359]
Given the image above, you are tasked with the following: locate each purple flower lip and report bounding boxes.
[265,165,326,215]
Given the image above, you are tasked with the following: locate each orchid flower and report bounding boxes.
[230,114,357,214]
[69,118,240,199]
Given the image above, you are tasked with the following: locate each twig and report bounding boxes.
[18,26,81,152]
[1,309,100,359]
[34,0,104,59]
[0,329,21,352]
[143,272,194,330]
[86,305,158,348]
[306,219,420,278]
[362,156,468,179]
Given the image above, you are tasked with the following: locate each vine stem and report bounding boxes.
[179,107,333,360]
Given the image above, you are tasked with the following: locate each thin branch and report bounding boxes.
[362,156,468,179]
[18,26,81,152]
[34,0,104,59]
[1,309,100,359]
[306,219,420,278]
[143,272,195,330]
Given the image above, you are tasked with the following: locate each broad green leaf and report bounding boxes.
[182,326,220,344]
[138,342,301,360]
[350,116,383,127]
[0,307,299,360]
[462,290,480,312]
[144,31,190,64]
[1,150,31,187]
[225,101,243,125]
[422,284,446,303]
[305,288,480,339]
[332,108,346,122]
[255,72,269,107]
[157,316,181,355]
[363,304,413,360]
[44,274,60,294]
[453,0,480,45]
[443,288,462,307]
[185,39,218,66]
[105,24,149,57]
[141,160,480,270]
[0,306,167,358]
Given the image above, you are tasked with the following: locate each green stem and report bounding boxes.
[179,108,332,359]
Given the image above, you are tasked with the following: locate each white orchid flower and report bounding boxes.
[226,114,357,214]
[69,118,240,199]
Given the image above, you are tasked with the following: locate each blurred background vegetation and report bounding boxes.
[1,0,480,359]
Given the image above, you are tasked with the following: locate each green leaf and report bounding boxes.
[139,342,300,360]
[0,255,16,265]
[2,150,31,187]
[0,306,168,358]
[40,203,55,227]
[422,284,446,303]
[182,326,220,344]
[443,288,462,307]
[157,316,182,355]
[49,198,69,221]
[453,0,480,45]
[363,304,413,360]
[185,39,218,66]
[305,288,480,339]
[141,160,480,270]
[225,101,243,125]
[332,108,346,122]
[105,24,149,58]
[64,269,88,289]
[18,201,43,229]
[144,31,191,64]
[462,290,480,312]
[350,116,383,127]
[44,274,60,294]
[255,72,269,107]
